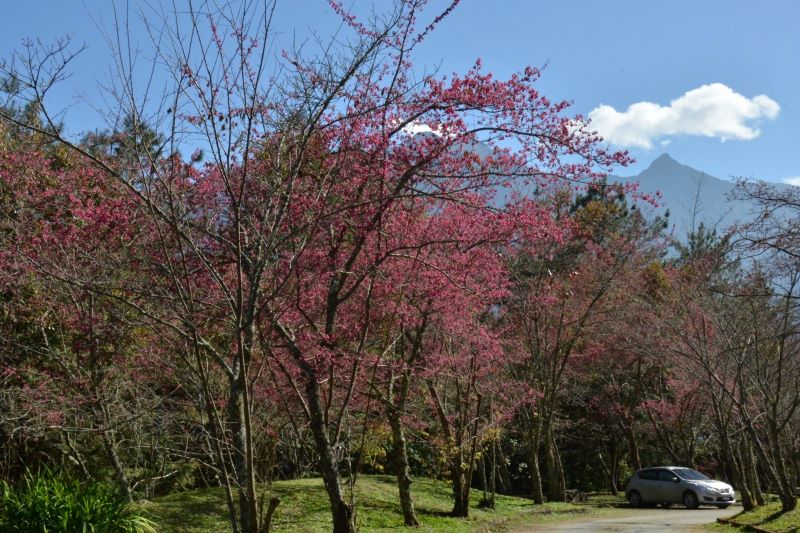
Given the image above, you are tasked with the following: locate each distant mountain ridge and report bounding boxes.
[613,153,787,238]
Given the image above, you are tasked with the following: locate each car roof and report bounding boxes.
[638,466,684,471]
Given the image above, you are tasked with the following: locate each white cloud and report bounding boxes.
[782,176,800,187]
[401,122,441,136]
[588,83,780,149]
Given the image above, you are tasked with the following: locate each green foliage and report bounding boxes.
[672,222,736,277]
[0,468,157,533]
[571,180,668,245]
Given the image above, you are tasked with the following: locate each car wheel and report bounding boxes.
[628,490,642,508]
[718,504,731,509]
[660,502,673,509]
[683,491,699,509]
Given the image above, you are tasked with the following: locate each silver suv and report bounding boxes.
[625,466,735,509]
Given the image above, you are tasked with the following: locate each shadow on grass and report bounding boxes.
[757,508,789,525]
[581,501,630,509]
[416,507,454,518]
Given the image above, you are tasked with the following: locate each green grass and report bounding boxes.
[142,476,620,532]
[708,498,800,533]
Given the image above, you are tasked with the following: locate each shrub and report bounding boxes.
[0,468,157,532]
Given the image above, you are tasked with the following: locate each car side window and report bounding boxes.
[639,470,657,480]
[658,470,677,482]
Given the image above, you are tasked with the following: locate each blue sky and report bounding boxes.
[2,0,798,182]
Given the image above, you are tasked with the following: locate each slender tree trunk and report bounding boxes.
[624,425,642,471]
[733,437,755,511]
[101,430,133,503]
[306,376,354,533]
[227,372,256,532]
[527,411,544,504]
[195,342,239,533]
[388,413,419,526]
[497,444,512,494]
[607,436,619,495]
[544,425,566,501]
[64,433,92,481]
[768,423,797,512]
[478,454,488,501]
[710,402,754,511]
[490,439,497,506]
[739,407,796,513]
[749,439,765,507]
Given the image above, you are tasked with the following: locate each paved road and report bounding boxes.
[518,506,739,532]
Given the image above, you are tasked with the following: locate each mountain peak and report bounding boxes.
[647,152,683,170]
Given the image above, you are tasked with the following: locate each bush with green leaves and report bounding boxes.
[0,468,157,532]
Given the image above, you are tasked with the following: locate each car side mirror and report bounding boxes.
[671,477,679,483]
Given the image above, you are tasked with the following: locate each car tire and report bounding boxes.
[683,491,699,509]
[628,490,642,508]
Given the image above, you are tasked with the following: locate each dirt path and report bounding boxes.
[514,506,739,532]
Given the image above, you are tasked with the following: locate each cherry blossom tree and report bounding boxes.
[1,1,629,531]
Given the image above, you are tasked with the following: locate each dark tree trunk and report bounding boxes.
[305,376,355,533]
[607,437,619,495]
[227,371,256,532]
[101,430,133,503]
[732,436,756,511]
[450,460,470,517]
[544,426,566,502]
[497,444,512,494]
[478,454,488,500]
[768,424,797,512]
[489,439,497,506]
[750,440,765,507]
[625,425,642,472]
[388,413,419,526]
[528,419,544,504]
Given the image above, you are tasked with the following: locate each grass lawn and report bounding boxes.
[707,498,800,533]
[141,476,622,532]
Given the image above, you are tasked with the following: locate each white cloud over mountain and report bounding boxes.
[588,83,780,149]
[782,176,800,187]
[402,122,439,136]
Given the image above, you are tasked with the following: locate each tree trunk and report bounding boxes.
[733,437,756,511]
[101,430,133,503]
[497,444,512,494]
[227,372,256,532]
[450,460,470,517]
[489,439,497,506]
[306,376,355,533]
[388,413,419,526]
[625,425,642,471]
[478,454,488,501]
[528,414,544,504]
[607,437,619,495]
[768,424,797,512]
[544,426,566,502]
[749,439,764,507]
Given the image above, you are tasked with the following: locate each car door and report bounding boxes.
[636,469,659,501]
[657,469,682,503]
